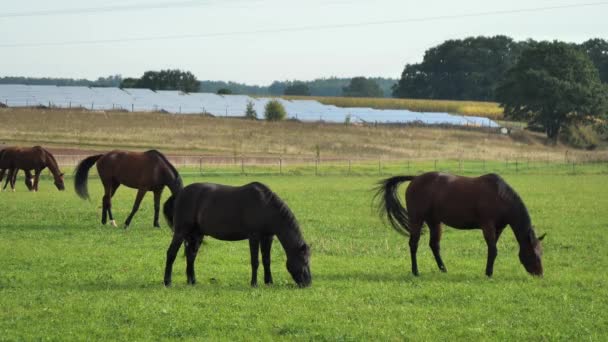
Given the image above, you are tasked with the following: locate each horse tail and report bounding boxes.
[374,175,416,236]
[163,194,176,231]
[74,154,103,200]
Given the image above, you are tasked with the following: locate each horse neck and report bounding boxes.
[509,211,533,248]
[43,151,61,179]
[275,218,305,254]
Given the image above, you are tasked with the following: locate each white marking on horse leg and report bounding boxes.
[110,220,117,227]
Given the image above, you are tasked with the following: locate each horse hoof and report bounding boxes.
[110,220,117,227]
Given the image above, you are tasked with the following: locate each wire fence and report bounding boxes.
[50,154,608,177]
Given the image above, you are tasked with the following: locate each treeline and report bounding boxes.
[0,75,122,87]
[200,77,396,97]
[392,36,608,101]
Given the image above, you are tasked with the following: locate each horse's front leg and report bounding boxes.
[164,235,184,286]
[482,224,498,277]
[248,237,260,287]
[261,235,274,285]
[152,189,163,228]
[32,169,42,192]
[24,170,34,191]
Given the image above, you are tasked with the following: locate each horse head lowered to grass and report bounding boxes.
[163,181,311,288]
[375,172,544,277]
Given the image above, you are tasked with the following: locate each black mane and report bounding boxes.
[250,182,301,232]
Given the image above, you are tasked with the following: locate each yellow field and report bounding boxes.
[283,96,504,119]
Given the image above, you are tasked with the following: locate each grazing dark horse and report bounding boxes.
[0,146,62,191]
[74,150,183,228]
[163,182,312,288]
[376,172,545,277]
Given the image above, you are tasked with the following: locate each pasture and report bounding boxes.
[1,173,607,340]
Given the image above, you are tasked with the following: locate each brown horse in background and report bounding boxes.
[376,172,545,277]
[0,147,34,191]
[74,150,183,228]
[0,146,63,191]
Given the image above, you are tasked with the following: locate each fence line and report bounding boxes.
[49,154,608,176]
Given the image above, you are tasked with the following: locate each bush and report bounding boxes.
[245,100,257,119]
[264,100,287,121]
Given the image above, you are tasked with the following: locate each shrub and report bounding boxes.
[264,100,286,121]
[245,100,257,119]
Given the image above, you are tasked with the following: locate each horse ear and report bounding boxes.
[538,233,546,241]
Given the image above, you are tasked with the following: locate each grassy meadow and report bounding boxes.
[283,96,504,119]
[1,173,607,340]
[1,108,606,163]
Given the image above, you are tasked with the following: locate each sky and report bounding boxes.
[1,0,607,85]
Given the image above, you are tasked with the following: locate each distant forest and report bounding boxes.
[0,75,397,97]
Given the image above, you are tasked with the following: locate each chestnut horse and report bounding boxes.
[0,146,63,191]
[74,150,182,228]
[376,172,544,277]
[163,182,311,287]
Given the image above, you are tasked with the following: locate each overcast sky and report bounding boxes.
[1,0,606,85]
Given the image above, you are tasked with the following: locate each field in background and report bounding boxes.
[1,174,606,340]
[284,95,504,119]
[1,108,605,163]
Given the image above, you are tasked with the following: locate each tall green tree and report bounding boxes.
[342,77,383,97]
[393,36,527,101]
[580,38,608,83]
[496,41,608,141]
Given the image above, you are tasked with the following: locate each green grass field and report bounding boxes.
[1,173,607,340]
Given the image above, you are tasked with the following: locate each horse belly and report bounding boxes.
[207,231,249,241]
[433,201,481,229]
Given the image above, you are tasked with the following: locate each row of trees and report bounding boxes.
[120,69,199,92]
[392,36,608,101]
[279,77,384,98]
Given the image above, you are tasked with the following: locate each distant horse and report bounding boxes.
[163,182,312,288]
[0,146,62,191]
[0,148,34,191]
[74,150,183,228]
[376,172,545,277]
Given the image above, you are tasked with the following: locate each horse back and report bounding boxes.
[173,183,278,240]
[406,172,511,229]
[96,150,170,189]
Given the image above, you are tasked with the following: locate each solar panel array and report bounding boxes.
[0,84,499,127]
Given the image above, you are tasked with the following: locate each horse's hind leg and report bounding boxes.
[482,223,498,277]
[124,189,146,228]
[164,234,184,287]
[408,220,423,276]
[185,235,202,285]
[248,237,260,287]
[101,181,117,227]
[261,235,274,285]
[428,221,447,272]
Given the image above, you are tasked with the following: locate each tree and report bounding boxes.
[245,100,257,119]
[217,88,232,95]
[393,36,527,101]
[283,82,311,96]
[580,38,608,83]
[264,100,287,121]
[120,69,199,92]
[496,41,608,141]
[342,77,383,97]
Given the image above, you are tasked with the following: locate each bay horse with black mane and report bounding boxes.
[163,182,312,288]
[0,146,62,191]
[376,172,545,277]
[74,150,182,228]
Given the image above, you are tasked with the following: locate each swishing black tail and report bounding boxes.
[74,154,103,200]
[163,194,176,231]
[374,176,416,236]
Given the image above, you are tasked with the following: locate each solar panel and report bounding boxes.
[0,84,500,127]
